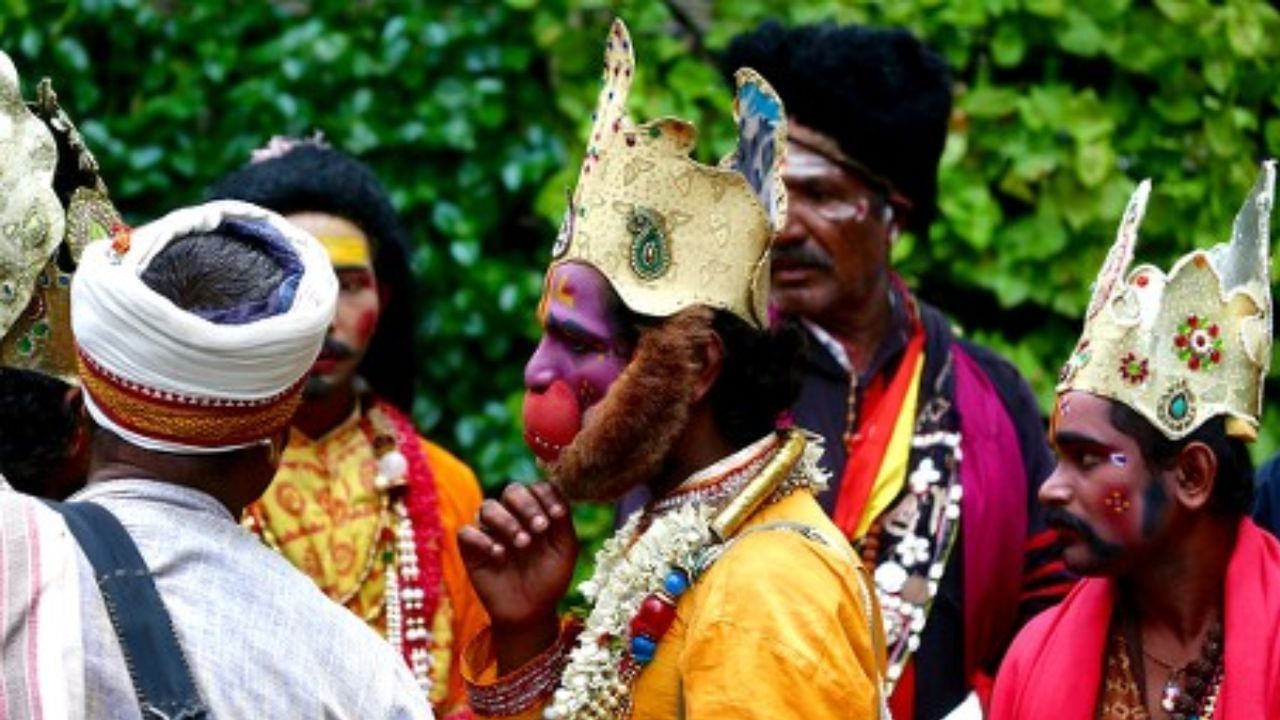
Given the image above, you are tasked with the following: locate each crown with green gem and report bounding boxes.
[549,19,787,330]
[1058,161,1274,441]
[0,50,121,383]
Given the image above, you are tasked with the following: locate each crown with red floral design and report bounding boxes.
[1058,161,1275,441]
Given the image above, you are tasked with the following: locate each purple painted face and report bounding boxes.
[522,262,633,461]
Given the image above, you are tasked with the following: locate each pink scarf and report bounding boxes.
[991,518,1280,719]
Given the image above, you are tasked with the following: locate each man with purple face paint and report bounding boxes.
[992,163,1280,719]
[455,20,888,720]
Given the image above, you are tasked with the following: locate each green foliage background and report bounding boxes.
[6,0,1280,566]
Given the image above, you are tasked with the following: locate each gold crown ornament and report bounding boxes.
[550,19,787,329]
[0,49,121,383]
[1058,160,1275,441]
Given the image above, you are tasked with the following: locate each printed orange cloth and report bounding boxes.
[462,491,886,719]
[991,518,1280,720]
[247,403,487,719]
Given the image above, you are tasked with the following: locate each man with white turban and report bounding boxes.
[35,200,431,718]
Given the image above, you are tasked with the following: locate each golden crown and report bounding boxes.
[550,19,787,330]
[1058,161,1275,441]
[0,50,120,383]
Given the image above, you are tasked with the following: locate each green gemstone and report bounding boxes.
[1170,394,1189,420]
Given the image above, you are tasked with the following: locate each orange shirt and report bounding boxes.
[464,491,886,719]
[248,405,487,719]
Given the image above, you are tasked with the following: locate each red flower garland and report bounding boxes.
[374,400,446,683]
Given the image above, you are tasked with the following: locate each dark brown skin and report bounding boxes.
[85,427,287,518]
[458,331,730,674]
[1041,391,1235,712]
[773,133,902,373]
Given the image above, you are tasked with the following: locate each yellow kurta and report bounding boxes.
[249,405,487,719]
[464,490,885,719]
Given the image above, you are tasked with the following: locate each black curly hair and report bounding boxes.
[0,368,77,497]
[625,308,806,448]
[707,311,806,447]
[207,144,416,412]
[724,20,953,235]
[1108,403,1255,518]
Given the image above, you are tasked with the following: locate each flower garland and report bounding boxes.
[243,397,446,697]
[543,431,827,720]
[368,399,446,694]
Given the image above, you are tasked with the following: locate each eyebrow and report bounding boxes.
[545,313,608,343]
[1053,430,1119,453]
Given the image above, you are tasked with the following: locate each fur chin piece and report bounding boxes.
[550,307,714,502]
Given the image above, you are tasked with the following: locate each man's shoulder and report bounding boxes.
[701,492,864,611]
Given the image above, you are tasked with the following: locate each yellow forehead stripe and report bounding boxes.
[317,235,371,267]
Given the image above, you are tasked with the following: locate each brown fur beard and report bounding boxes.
[547,307,713,502]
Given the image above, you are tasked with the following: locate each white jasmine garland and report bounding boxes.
[545,503,714,719]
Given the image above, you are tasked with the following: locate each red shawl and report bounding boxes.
[990,518,1280,719]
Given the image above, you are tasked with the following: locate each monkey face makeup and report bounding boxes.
[522,263,711,501]
[1039,391,1178,576]
[523,263,633,464]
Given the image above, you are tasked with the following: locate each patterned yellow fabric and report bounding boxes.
[464,491,885,719]
[1098,631,1150,720]
[250,406,486,716]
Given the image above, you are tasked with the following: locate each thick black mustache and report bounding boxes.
[318,338,355,360]
[771,243,834,271]
[1044,506,1124,561]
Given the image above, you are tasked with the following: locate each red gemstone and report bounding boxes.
[1135,275,1149,287]
[1209,324,1219,338]
[1189,356,1201,370]
[629,594,677,639]
[1210,350,1221,364]
[1175,336,1188,348]
[1188,315,1200,328]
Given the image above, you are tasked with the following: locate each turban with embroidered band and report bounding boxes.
[71,200,337,453]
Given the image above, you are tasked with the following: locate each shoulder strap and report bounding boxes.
[45,500,210,720]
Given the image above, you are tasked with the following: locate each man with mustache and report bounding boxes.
[210,141,486,718]
[457,20,887,720]
[712,21,1068,719]
[992,162,1280,719]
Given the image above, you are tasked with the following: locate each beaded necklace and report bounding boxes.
[1129,614,1225,719]
[544,430,827,720]
[244,397,445,694]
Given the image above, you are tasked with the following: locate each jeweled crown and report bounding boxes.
[1058,161,1275,441]
[0,50,120,383]
[550,19,787,330]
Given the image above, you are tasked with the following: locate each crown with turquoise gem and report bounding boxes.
[1058,161,1275,441]
[548,19,787,330]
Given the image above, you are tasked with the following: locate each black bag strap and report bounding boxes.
[44,500,211,720]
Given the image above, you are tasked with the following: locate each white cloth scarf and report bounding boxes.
[72,200,336,453]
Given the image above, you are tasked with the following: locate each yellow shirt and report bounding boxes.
[249,405,487,719]
[464,490,886,719]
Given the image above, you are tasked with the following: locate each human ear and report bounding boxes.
[690,330,725,406]
[1172,441,1217,511]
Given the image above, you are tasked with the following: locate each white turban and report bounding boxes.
[72,200,337,453]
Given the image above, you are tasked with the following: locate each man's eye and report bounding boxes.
[1080,453,1102,470]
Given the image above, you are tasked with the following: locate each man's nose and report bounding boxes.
[523,339,558,392]
[1038,464,1073,508]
